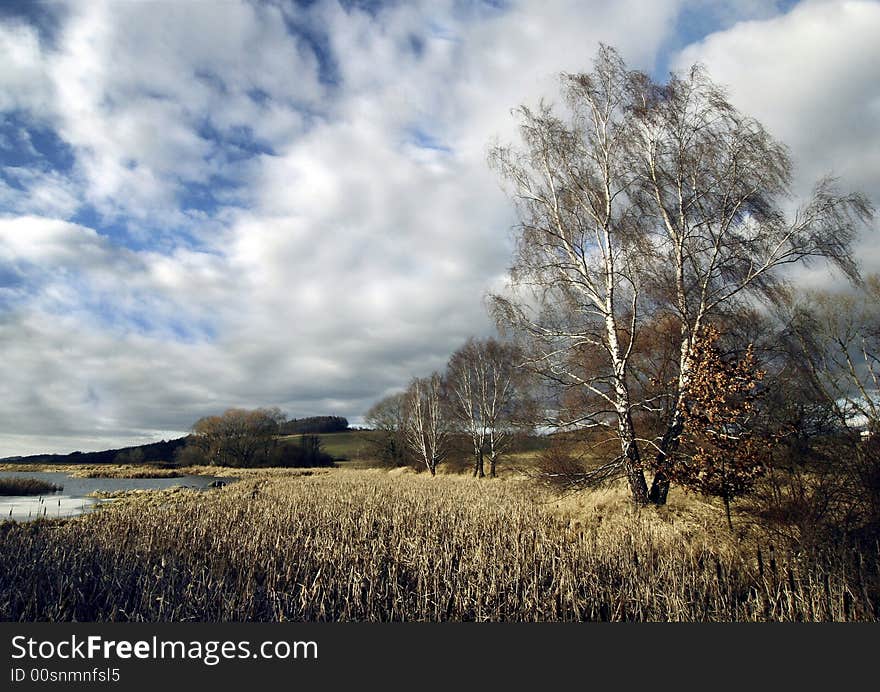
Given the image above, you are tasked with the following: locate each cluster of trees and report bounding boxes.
[178,47,876,545]
[176,407,334,468]
[763,281,880,544]
[365,337,534,477]
[279,416,349,435]
[486,44,875,536]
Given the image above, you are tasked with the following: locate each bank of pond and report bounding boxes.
[0,470,229,521]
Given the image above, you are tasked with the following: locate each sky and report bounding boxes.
[0,0,877,457]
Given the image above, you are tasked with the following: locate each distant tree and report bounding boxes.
[188,407,286,467]
[445,337,533,478]
[279,416,350,435]
[364,392,410,467]
[173,441,207,467]
[787,276,880,434]
[777,279,880,541]
[114,448,144,465]
[662,326,770,529]
[269,434,335,468]
[490,45,871,506]
[404,373,450,476]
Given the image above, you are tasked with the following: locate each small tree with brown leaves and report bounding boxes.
[664,326,770,529]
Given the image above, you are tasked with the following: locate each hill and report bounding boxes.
[0,437,188,466]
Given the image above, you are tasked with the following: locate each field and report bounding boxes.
[1,468,877,621]
[279,430,379,464]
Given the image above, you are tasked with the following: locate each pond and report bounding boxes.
[0,471,229,522]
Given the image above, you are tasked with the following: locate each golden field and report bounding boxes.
[0,468,877,621]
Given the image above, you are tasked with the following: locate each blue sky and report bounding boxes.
[0,0,878,455]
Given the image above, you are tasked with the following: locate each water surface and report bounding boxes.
[0,471,228,521]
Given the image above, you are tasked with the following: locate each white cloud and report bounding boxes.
[0,20,53,115]
[1,0,326,229]
[676,1,880,206]
[674,0,880,286]
[6,0,872,456]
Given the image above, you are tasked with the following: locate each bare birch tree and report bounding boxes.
[404,373,450,476]
[490,45,872,505]
[447,341,487,477]
[787,276,880,433]
[446,337,530,478]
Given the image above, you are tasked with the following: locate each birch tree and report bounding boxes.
[787,276,880,434]
[446,337,530,478]
[404,373,450,476]
[490,45,872,505]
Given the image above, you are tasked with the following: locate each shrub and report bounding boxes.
[268,435,335,468]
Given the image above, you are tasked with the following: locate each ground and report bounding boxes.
[1,465,874,621]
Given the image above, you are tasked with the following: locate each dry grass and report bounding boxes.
[0,469,876,621]
[72,466,183,479]
[0,463,184,478]
[0,463,240,478]
[0,477,62,496]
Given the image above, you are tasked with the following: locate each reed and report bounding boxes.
[0,470,876,621]
[0,477,62,496]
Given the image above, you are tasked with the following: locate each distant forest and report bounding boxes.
[279,416,349,435]
[2,416,350,465]
[1,437,188,465]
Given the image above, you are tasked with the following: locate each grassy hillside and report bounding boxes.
[279,430,381,466]
[281,430,551,472]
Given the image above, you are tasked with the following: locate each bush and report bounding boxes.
[268,436,335,468]
[173,444,210,467]
[745,433,880,549]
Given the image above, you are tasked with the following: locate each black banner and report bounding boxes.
[1,622,874,690]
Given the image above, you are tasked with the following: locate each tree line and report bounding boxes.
[365,337,536,477]
[175,407,334,468]
[279,416,349,435]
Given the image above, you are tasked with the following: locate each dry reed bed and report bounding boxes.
[0,477,62,496]
[0,471,876,621]
[0,463,219,478]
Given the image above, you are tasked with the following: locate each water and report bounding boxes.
[0,471,229,522]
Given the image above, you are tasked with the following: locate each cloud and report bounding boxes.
[677,1,880,182]
[4,0,870,456]
[674,0,880,279]
[0,19,54,115]
[1,0,324,235]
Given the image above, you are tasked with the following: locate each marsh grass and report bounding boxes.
[0,477,62,496]
[0,470,876,621]
[73,466,182,479]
